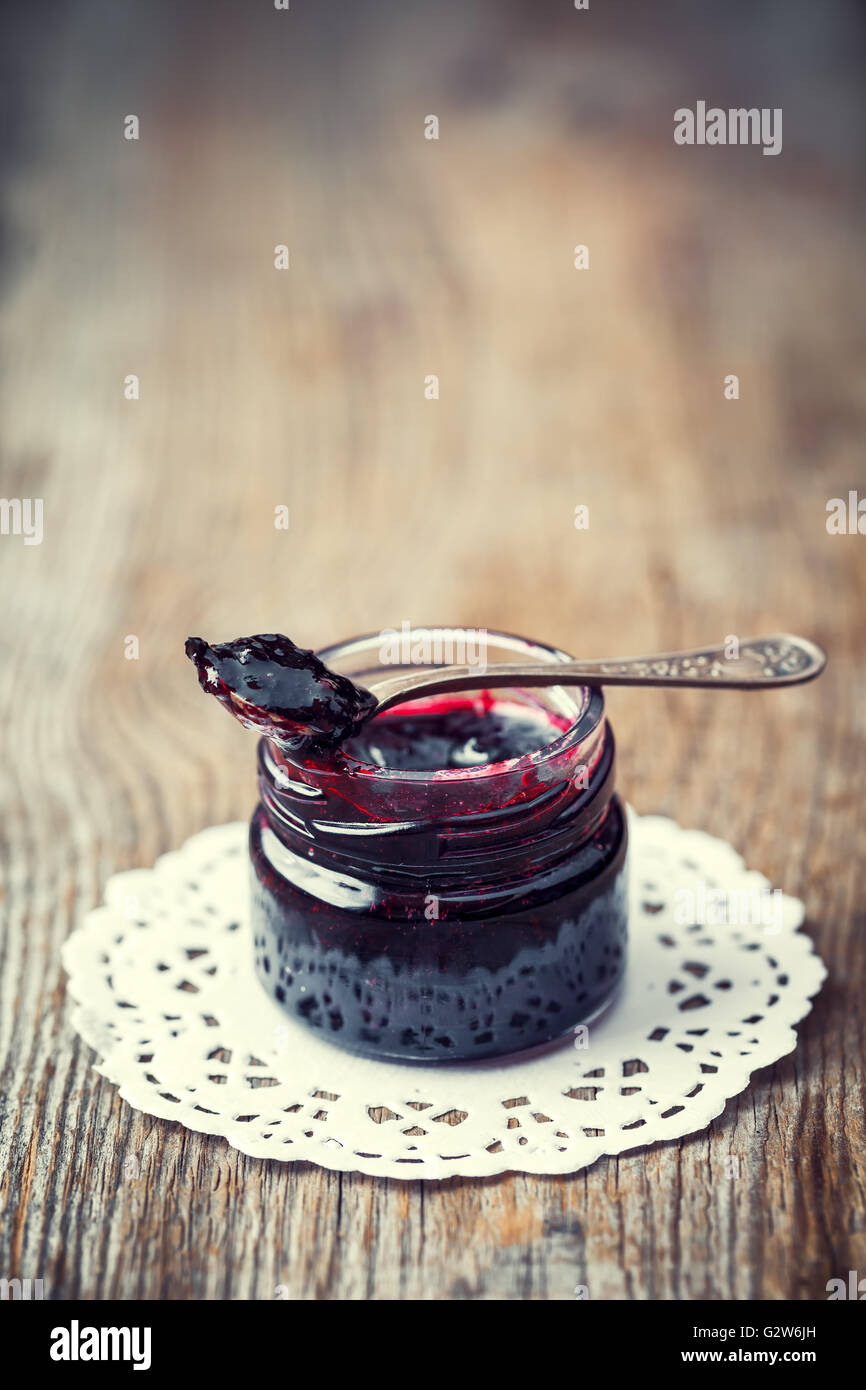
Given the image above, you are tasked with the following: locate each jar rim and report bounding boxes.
[310,626,605,784]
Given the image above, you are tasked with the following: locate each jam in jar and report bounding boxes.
[243,630,629,1061]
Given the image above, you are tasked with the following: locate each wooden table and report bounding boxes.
[2,0,864,1300]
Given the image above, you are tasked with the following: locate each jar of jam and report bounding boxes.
[248,629,628,1062]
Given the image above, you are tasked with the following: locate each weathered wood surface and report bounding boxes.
[1,0,864,1300]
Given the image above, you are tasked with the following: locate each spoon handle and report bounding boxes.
[554,633,827,688]
[368,634,826,713]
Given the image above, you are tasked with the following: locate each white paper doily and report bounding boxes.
[62,814,826,1179]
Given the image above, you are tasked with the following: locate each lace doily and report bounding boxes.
[62,814,826,1179]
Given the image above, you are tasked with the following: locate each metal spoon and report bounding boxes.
[363,634,827,718]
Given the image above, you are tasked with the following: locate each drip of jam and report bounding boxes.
[343,704,563,770]
[185,634,377,750]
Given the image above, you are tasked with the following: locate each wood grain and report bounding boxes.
[1,0,865,1300]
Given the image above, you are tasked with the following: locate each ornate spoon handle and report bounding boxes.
[367,634,826,714]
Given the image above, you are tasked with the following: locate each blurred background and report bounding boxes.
[1,0,865,1300]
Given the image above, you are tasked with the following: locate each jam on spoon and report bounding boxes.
[184,634,377,750]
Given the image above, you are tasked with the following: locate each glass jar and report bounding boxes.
[249,629,628,1062]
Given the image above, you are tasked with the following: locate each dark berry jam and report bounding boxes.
[185,633,376,749]
[342,703,561,770]
[245,631,629,1063]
